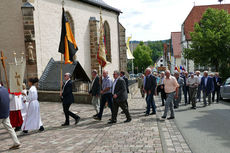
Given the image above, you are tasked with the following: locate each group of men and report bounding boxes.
[91,70,131,124]
[60,70,131,126]
[139,69,222,120]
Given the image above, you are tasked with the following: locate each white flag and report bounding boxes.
[9,61,26,93]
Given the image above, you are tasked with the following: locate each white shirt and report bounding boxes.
[112,77,119,94]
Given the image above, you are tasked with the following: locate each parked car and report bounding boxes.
[220,77,230,99]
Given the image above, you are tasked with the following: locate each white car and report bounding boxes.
[220,77,230,99]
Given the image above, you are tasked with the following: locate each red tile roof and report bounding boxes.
[171,32,182,58]
[183,4,230,40]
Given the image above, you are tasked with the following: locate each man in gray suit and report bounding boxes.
[108,70,131,124]
[173,71,184,108]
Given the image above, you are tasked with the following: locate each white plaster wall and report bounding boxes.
[0,0,25,81]
[33,0,119,78]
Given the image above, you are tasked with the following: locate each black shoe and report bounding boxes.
[145,113,149,116]
[61,123,69,126]
[75,117,80,125]
[93,114,98,118]
[167,117,175,120]
[162,104,164,106]
[161,116,166,119]
[108,120,116,124]
[15,127,21,132]
[22,130,28,133]
[39,126,44,132]
[93,116,101,121]
[121,111,125,114]
[174,106,178,109]
[124,118,132,123]
[150,112,156,115]
[191,107,196,109]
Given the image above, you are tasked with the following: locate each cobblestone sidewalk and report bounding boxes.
[0,92,191,153]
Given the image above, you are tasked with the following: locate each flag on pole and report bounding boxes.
[58,8,78,64]
[97,11,107,68]
[9,61,26,93]
[126,36,134,60]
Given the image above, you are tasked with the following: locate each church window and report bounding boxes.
[104,21,111,62]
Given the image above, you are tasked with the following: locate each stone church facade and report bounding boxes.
[0,0,127,83]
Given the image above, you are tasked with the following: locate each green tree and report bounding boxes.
[133,42,152,73]
[184,8,230,79]
[147,41,164,63]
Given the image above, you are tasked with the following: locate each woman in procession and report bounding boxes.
[21,78,44,133]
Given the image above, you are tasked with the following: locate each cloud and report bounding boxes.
[103,0,230,40]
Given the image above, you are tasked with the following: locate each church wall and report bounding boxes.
[33,0,120,78]
[0,0,25,83]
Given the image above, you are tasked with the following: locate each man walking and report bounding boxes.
[162,70,179,120]
[120,71,129,114]
[108,71,131,124]
[182,71,190,105]
[187,73,199,109]
[60,73,80,126]
[144,68,157,116]
[212,72,222,103]
[94,70,113,121]
[201,71,214,106]
[173,71,184,109]
[0,83,21,149]
[158,72,166,106]
[196,71,202,102]
[89,70,100,117]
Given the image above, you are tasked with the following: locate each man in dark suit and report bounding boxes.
[212,72,222,103]
[144,68,157,116]
[89,70,100,117]
[0,84,21,149]
[60,73,80,126]
[200,71,214,106]
[120,71,129,114]
[109,70,131,124]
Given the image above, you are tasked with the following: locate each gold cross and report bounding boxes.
[15,72,21,86]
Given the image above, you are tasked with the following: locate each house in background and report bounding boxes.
[181,4,230,72]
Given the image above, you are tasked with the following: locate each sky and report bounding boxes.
[103,0,229,41]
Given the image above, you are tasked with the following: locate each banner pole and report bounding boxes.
[60,54,63,92]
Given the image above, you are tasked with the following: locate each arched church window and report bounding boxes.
[104,21,111,62]
[65,11,76,60]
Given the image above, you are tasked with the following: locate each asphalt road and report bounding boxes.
[174,100,230,153]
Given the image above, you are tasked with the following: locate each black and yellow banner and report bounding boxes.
[58,8,78,64]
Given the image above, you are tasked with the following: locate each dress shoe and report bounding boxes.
[93,116,101,121]
[150,112,156,115]
[124,118,132,123]
[121,111,125,114]
[75,117,81,125]
[161,116,166,119]
[61,123,69,126]
[107,120,116,124]
[22,130,28,133]
[93,114,98,118]
[39,126,45,132]
[191,107,196,109]
[167,117,175,120]
[145,113,149,116]
[14,127,21,132]
[9,144,20,150]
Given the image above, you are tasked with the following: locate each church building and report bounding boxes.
[0,0,127,87]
